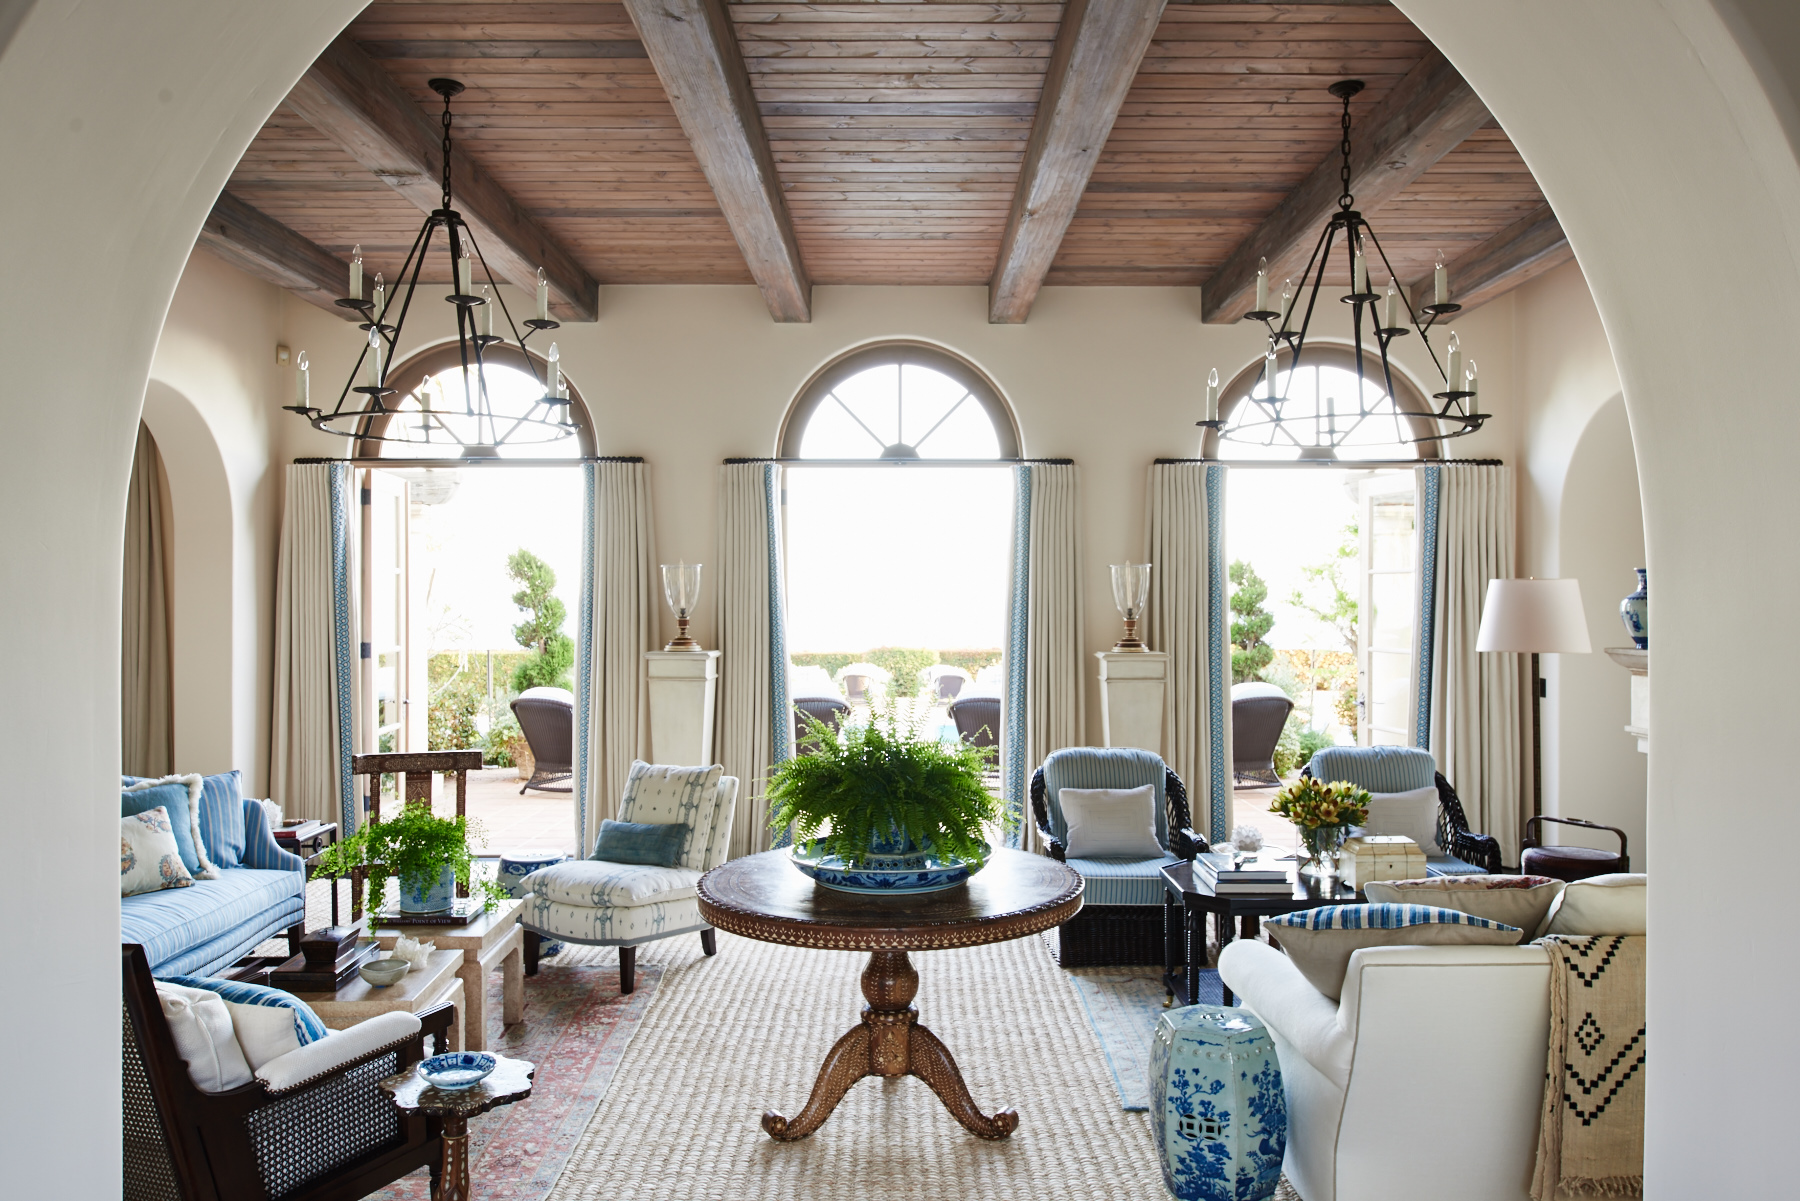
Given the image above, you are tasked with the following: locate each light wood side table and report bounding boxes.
[298,948,467,1053]
[373,898,525,1053]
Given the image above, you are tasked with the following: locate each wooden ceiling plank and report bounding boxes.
[1198,46,1491,323]
[988,0,1168,323]
[1405,202,1570,317]
[197,191,360,319]
[285,34,601,321]
[623,0,811,321]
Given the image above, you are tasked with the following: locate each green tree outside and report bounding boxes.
[1229,560,1276,683]
[507,549,573,691]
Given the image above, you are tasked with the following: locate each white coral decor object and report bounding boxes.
[392,936,434,972]
[1230,824,1265,853]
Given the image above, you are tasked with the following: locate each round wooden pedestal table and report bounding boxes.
[697,847,1083,1142]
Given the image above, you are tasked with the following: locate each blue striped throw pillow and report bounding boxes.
[1267,903,1516,932]
[196,770,248,868]
[1264,904,1522,1001]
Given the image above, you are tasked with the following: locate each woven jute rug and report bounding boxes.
[544,930,1169,1200]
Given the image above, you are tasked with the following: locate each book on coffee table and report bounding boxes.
[373,899,486,926]
[1195,852,1294,895]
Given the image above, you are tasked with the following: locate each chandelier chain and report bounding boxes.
[1338,89,1355,211]
[440,91,454,211]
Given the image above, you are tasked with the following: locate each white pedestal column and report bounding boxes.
[644,650,721,767]
[1096,651,1169,755]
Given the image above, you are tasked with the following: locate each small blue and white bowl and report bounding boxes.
[790,838,988,895]
[419,1051,497,1091]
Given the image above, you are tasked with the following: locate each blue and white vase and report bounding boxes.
[1619,568,1648,649]
[398,864,456,913]
[1150,1005,1286,1201]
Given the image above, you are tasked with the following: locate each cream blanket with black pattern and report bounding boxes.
[1531,934,1645,1199]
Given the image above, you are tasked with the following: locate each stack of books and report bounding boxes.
[1195,852,1293,895]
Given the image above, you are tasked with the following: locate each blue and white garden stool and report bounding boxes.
[1149,1004,1286,1201]
[497,851,567,956]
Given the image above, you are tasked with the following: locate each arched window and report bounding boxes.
[780,343,1019,460]
[356,342,596,460]
[1205,344,1440,461]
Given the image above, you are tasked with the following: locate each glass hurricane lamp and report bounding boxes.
[661,562,702,651]
[1110,562,1152,652]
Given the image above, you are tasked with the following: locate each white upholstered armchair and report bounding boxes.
[518,762,739,994]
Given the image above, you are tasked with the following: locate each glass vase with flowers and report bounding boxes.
[1268,777,1372,880]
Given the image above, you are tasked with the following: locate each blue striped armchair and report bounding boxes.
[1031,747,1204,966]
[1303,745,1500,874]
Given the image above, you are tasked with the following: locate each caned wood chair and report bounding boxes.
[345,749,485,918]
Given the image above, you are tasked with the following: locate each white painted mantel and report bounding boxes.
[644,650,721,767]
[1095,651,1168,756]
[1604,647,1648,754]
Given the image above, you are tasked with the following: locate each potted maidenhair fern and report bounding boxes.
[767,702,1004,895]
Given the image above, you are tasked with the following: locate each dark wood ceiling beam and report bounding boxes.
[285,34,600,322]
[1408,203,1571,318]
[196,191,359,320]
[988,0,1168,324]
[1199,46,1492,324]
[623,0,810,323]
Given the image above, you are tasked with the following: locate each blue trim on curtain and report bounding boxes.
[328,464,356,834]
[575,462,597,854]
[765,462,791,766]
[1414,465,1441,749]
[1204,464,1229,843]
[1003,464,1032,848]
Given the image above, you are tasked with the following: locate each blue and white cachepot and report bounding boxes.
[1619,568,1648,649]
[398,864,456,913]
[1149,1005,1286,1201]
[497,850,568,900]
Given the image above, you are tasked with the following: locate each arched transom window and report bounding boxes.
[1208,343,1438,461]
[782,343,1019,460]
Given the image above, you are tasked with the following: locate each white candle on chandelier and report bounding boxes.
[1466,360,1479,400]
[1353,237,1368,294]
[295,352,309,407]
[1383,278,1399,329]
[367,327,383,389]
[1204,367,1220,423]
[1434,250,1447,306]
[349,245,363,301]
[1278,278,1293,331]
[1445,332,1462,393]
[457,246,473,295]
[535,267,549,322]
[371,273,385,325]
[480,284,494,337]
[546,341,561,399]
[1264,348,1280,397]
[1255,256,1269,313]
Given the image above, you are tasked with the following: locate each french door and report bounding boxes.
[1356,474,1419,746]
[362,469,421,754]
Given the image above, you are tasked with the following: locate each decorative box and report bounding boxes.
[1340,835,1428,890]
[1149,1004,1286,1201]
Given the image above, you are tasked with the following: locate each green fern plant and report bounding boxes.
[766,701,1003,865]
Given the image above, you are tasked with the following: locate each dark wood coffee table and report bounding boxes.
[1162,857,1363,1006]
[697,847,1083,1141]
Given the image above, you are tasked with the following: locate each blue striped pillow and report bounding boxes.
[1268,903,1517,932]
[196,770,248,868]
[1264,904,1522,1000]
[162,976,328,1045]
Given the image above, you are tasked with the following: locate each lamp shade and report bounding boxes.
[1475,578,1592,654]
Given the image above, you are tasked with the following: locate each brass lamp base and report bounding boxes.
[1111,617,1149,652]
[664,615,700,652]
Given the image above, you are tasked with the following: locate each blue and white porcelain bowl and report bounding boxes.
[790,838,988,895]
[419,1052,497,1091]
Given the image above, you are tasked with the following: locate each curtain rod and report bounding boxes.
[293,456,643,467]
[1153,457,1503,469]
[723,456,1074,467]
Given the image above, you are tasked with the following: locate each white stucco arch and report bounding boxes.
[1,2,1795,1194]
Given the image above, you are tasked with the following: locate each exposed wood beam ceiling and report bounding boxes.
[214,2,1561,327]
[988,0,1168,324]
[625,0,810,322]
[1408,202,1571,319]
[198,192,359,319]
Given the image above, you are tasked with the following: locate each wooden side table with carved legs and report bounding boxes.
[697,847,1083,1141]
[380,1054,534,1201]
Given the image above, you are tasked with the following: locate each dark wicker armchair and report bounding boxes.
[1303,745,1501,874]
[121,943,454,1201]
[1031,748,1206,966]
[793,695,850,753]
[1232,681,1294,786]
[948,694,1001,749]
[511,685,575,794]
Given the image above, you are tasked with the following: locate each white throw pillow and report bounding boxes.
[616,761,725,872]
[1540,872,1646,937]
[223,1000,304,1070]
[122,807,196,896]
[154,982,253,1093]
[1362,785,1441,852]
[1059,785,1164,858]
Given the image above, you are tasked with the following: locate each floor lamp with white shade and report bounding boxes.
[1475,578,1593,820]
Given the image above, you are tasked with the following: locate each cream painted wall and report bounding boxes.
[146,252,287,794]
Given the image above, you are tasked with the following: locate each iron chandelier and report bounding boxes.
[1199,79,1490,453]
[284,78,575,454]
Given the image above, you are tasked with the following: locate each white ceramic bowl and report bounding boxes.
[359,957,411,988]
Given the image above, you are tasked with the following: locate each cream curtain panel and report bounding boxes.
[1424,463,1522,858]
[122,423,173,779]
[1145,461,1231,843]
[270,463,360,829]
[574,459,655,857]
[1003,462,1083,852]
[715,461,790,859]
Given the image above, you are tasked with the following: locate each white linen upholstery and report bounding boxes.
[525,895,705,947]
[154,981,253,1093]
[255,1012,422,1093]
[523,860,703,908]
[616,761,725,871]
[1058,784,1162,858]
[1541,872,1646,936]
[1362,785,1442,852]
[1220,939,1554,1201]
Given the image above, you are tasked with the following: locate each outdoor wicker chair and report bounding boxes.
[793,695,850,753]
[121,943,453,1201]
[1232,681,1295,785]
[1032,748,1206,967]
[948,694,1001,749]
[510,685,574,794]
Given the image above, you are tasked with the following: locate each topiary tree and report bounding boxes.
[507,549,573,692]
[1229,560,1275,684]
[865,647,939,698]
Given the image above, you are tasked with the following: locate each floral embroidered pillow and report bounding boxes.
[122,806,196,896]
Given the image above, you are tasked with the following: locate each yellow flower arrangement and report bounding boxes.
[1269,777,1371,832]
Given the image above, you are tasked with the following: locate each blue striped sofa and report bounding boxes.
[1303,745,1500,874]
[120,774,307,977]
[1031,747,1204,966]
